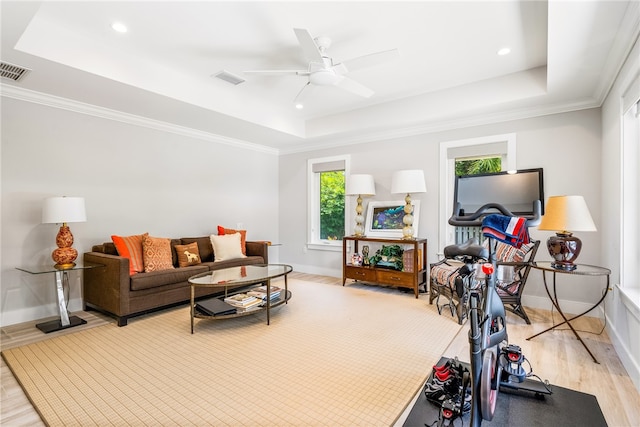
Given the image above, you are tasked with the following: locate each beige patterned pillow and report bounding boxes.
[175,242,201,267]
[142,235,175,272]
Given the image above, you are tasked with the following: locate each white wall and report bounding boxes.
[602,35,640,391]
[1,97,280,326]
[279,109,605,314]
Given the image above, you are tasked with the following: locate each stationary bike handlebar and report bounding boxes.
[448,200,542,227]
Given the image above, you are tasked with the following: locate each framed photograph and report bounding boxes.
[364,200,421,238]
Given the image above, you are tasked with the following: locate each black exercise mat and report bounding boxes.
[403,380,607,427]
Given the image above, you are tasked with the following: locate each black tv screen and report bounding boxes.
[453,168,544,216]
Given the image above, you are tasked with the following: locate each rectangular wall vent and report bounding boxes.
[212,70,245,85]
[1,62,31,82]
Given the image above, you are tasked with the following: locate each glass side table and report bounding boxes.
[527,261,611,363]
[16,262,103,333]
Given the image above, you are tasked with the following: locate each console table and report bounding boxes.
[527,261,610,363]
[342,236,428,298]
[16,262,103,333]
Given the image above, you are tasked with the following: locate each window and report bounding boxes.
[621,86,640,298]
[307,155,350,251]
[438,134,516,250]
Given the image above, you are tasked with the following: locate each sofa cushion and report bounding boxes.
[210,233,246,262]
[175,242,201,267]
[112,233,147,275]
[130,264,209,291]
[217,226,247,255]
[181,237,214,262]
[142,235,175,273]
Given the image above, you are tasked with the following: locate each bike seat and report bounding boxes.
[443,238,489,260]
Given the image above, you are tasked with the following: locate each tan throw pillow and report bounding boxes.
[142,235,175,272]
[210,233,246,262]
[175,242,201,267]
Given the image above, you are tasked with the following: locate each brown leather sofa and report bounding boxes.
[83,236,268,326]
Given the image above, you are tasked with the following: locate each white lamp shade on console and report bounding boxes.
[346,174,376,196]
[346,174,376,237]
[391,169,427,195]
[42,197,87,269]
[391,169,426,239]
[538,195,596,270]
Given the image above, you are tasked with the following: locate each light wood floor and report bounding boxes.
[2,273,639,426]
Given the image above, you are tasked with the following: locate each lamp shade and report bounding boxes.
[391,169,427,194]
[538,195,596,232]
[42,197,87,224]
[346,174,376,196]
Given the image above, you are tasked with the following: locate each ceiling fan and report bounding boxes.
[243,28,399,107]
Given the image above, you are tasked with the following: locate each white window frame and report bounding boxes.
[438,133,516,252]
[619,73,640,315]
[307,155,351,252]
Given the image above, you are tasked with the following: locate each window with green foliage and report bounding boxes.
[308,155,350,249]
[439,134,516,249]
[319,171,345,240]
[455,156,502,176]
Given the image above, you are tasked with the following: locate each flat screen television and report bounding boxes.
[453,168,544,217]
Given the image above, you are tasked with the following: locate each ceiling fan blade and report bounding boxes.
[294,28,324,63]
[294,82,311,105]
[339,48,399,73]
[335,76,374,98]
[243,70,310,76]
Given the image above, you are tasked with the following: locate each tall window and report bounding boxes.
[439,134,516,250]
[621,89,640,296]
[308,155,350,250]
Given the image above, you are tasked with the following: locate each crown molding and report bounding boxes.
[0,84,279,155]
[1,83,601,157]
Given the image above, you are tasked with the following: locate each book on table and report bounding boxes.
[224,293,260,307]
[247,285,282,301]
[196,298,237,316]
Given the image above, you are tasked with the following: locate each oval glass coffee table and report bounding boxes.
[188,264,292,333]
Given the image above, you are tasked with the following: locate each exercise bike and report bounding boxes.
[438,202,551,427]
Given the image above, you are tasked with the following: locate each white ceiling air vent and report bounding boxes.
[0,61,31,82]
[212,70,245,85]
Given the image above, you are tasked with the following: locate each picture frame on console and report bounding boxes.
[364,200,420,238]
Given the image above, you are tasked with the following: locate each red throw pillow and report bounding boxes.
[217,226,246,255]
[111,233,147,275]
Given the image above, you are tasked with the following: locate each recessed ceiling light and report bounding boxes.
[295,103,304,110]
[497,47,511,56]
[111,22,128,33]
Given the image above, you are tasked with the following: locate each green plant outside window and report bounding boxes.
[455,157,501,176]
[319,170,345,240]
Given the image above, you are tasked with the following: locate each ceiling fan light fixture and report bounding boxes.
[309,69,340,86]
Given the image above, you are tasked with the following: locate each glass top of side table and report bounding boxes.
[534,261,611,276]
[188,264,293,286]
[16,262,104,275]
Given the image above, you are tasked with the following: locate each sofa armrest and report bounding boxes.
[83,252,131,316]
[245,241,268,264]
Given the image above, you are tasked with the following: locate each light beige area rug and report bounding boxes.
[2,278,462,426]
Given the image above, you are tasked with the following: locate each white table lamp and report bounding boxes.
[42,196,87,268]
[346,174,376,236]
[391,169,426,239]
